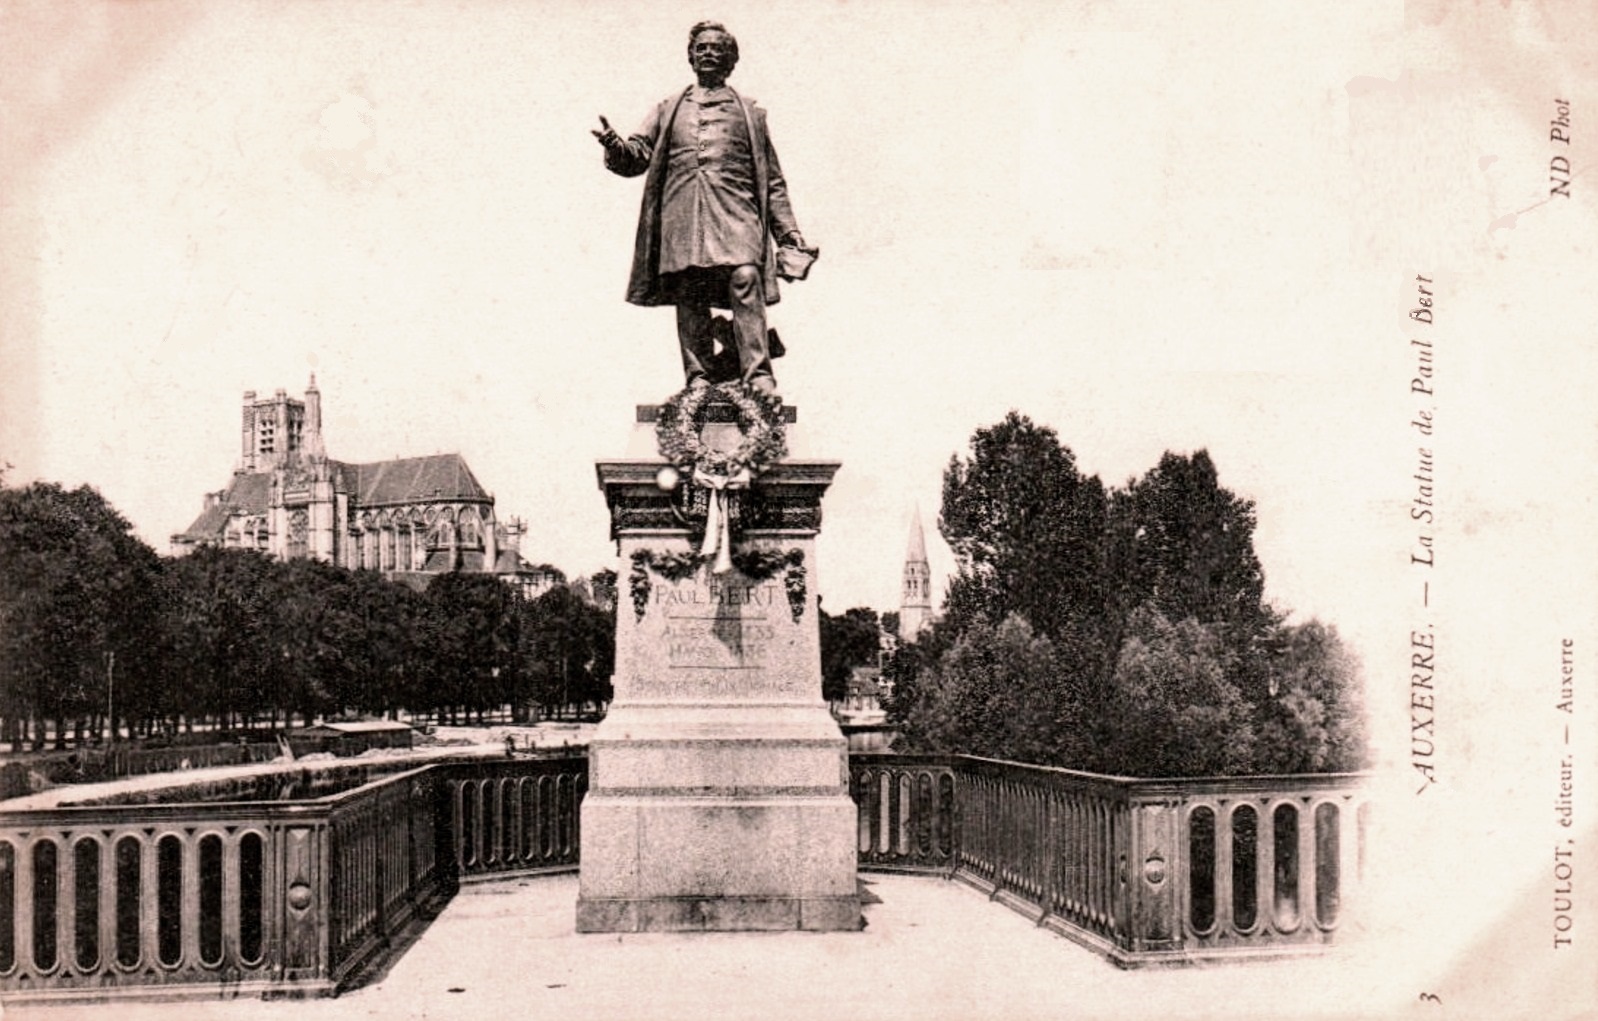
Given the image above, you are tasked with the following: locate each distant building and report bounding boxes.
[171,378,550,592]
[294,719,415,756]
[899,507,935,639]
[832,666,894,752]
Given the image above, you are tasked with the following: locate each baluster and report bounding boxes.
[216,834,236,971]
[97,834,116,980]
[1297,798,1315,934]
[1213,803,1232,938]
[139,836,158,974]
[58,835,77,977]
[1258,801,1276,935]
[15,837,34,977]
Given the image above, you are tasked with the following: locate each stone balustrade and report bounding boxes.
[0,764,448,1002]
[850,754,1368,967]
[1,749,1366,1003]
[434,757,586,882]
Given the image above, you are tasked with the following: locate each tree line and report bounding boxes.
[886,412,1367,777]
[0,479,614,750]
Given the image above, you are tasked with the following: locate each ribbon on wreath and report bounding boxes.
[693,466,751,574]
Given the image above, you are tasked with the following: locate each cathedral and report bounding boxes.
[171,378,557,596]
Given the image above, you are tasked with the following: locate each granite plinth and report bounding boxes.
[578,454,859,932]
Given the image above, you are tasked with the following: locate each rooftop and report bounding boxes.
[6,872,1413,1021]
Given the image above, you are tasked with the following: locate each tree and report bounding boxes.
[938,412,1111,663]
[427,572,523,723]
[1113,451,1272,635]
[521,584,614,717]
[0,482,162,747]
[1253,619,1368,773]
[1096,606,1258,777]
[888,413,1375,777]
[160,547,278,729]
[819,606,882,703]
[899,615,1092,767]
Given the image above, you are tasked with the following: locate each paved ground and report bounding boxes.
[3,872,1416,1021]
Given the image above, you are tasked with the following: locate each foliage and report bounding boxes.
[819,606,881,703]
[0,482,163,745]
[1252,619,1368,773]
[427,571,524,719]
[521,584,615,712]
[0,475,620,738]
[655,380,787,478]
[1095,606,1257,777]
[893,412,1370,778]
[939,412,1110,652]
[900,615,1092,767]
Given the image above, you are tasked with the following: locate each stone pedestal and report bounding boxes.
[577,419,860,932]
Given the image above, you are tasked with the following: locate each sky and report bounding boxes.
[2,0,1426,621]
[4,3,1598,1011]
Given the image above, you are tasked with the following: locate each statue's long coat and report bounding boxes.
[605,86,798,308]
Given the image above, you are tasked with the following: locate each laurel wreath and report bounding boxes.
[628,547,807,622]
[655,381,787,479]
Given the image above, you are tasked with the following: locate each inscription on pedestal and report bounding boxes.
[627,565,812,701]
[659,578,782,670]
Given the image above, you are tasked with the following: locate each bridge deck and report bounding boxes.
[6,872,1404,1021]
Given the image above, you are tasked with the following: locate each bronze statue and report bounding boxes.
[594,21,812,395]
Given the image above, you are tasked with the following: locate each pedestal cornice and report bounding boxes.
[596,459,841,540]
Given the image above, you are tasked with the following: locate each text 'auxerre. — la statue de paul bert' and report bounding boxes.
[593,19,817,399]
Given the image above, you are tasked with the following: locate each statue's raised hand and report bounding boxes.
[592,115,622,149]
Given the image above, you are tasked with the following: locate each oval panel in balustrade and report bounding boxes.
[1232,804,1259,931]
[557,774,576,858]
[537,775,557,859]
[501,779,520,863]
[853,768,872,855]
[156,835,183,968]
[73,838,100,971]
[912,772,934,856]
[936,771,955,858]
[459,782,479,867]
[517,778,535,864]
[483,780,500,866]
[1314,802,1340,928]
[875,771,892,857]
[896,773,913,856]
[32,839,58,973]
[1188,806,1216,934]
[114,836,141,969]
[239,832,264,966]
[0,840,13,973]
[1272,803,1301,933]
[198,835,224,967]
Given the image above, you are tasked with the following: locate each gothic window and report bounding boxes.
[257,420,275,455]
[429,520,455,550]
[398,529,412,571]
[458,518,481,548]
[286,510,309,559]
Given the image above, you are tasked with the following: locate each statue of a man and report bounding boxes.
[593,21,808,396]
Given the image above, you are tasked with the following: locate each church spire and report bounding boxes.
[900,507,933,639]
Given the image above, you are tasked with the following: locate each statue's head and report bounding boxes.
[687,21,738,79]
